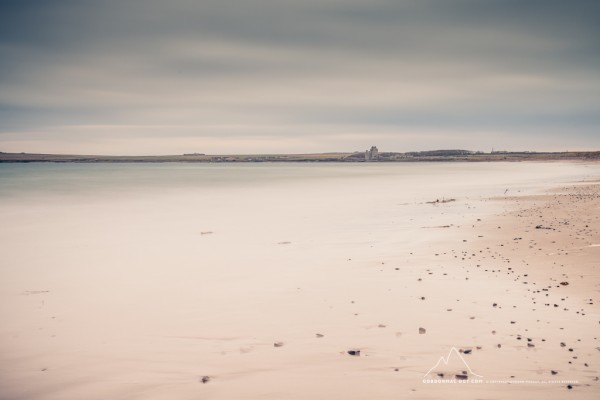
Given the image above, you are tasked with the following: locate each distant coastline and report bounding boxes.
[1,149,599,163]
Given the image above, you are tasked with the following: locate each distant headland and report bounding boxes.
[0,147,599,163]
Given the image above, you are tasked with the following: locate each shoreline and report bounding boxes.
[1,151,599,163]
[0,165,598,399]
[353,177,600,399]
[413,180,600,398]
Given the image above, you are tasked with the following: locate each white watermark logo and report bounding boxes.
[423,347,483,384]
[422,347,579,386]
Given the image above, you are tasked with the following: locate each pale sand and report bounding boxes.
[0,167,598,399]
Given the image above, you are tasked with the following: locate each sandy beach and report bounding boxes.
[414,180,600,399]
[0,162,599,400]
[2,0,599,398]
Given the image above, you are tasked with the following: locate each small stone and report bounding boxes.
[347,349,360,356]
[551,370,558,375]
[567,384,573,389]
[455,374,468,380]
[200,376,210,384]
[274,342,284,347]
[316,333,324,338]
[419,327,426,334]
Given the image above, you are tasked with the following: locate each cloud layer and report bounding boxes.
[1,0,599,154]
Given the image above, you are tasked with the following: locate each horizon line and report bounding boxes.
[2,149,599,158]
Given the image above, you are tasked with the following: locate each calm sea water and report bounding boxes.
[1,161,599,399]
[1,161,598,200]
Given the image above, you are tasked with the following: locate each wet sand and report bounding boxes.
[414,181,600,399]
[0,165,598,399]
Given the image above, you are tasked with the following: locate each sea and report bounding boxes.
[0,161,598,399]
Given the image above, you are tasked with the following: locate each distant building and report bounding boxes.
[365,146,379,161]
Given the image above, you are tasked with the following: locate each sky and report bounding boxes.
[0,0,599,155]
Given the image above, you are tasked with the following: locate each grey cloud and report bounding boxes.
[0,0,598,153]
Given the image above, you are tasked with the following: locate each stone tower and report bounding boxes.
[365,146,379,161]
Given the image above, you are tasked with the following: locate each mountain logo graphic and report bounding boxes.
[423,347,483,378]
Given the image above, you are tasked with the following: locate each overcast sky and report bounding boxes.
[1,0,599,155]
